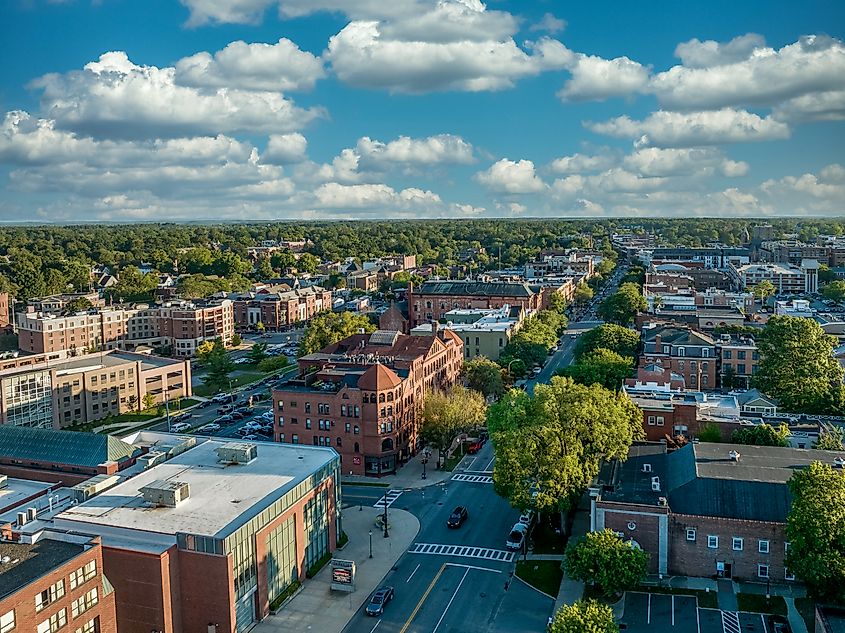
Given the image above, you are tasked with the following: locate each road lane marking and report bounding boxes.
[672,595,675,626]
[485,457,495,471]
[399,563,445,633]
[432,567,469,633]
[647,593,651,624]
[445,562,501,573]
[721,611,740,633]
[409,542,515,562]
[406,563,420,583]
[369,620,381,633]
[372,490,403,508]
[451,474,493,484]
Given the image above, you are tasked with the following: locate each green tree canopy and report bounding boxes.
[420,386,487,466]
[814,427,845,451]
[785,461,845,602]
[574,281,594,305]
[490,376,643,512]
[822,280,845,302]
[463,357,505,398]
[730,423,790,447]
[549,600,618,633]
[597,283,647,325]
[564,529,649,598]
[247,342,268,363]
[752,279,776,301]
[752,315,845,414]
[202,338,235,393]
[297,252,320,274]
[558,348,634,391]
[574,324,641,360]
[63,297,93,314]
[299,312,375,355]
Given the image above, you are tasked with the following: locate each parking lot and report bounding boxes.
[620,592,781,633]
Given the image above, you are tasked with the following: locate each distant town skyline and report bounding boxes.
[1,0,843,221]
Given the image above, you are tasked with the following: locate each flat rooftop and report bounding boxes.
[0,478,53,514]
[0,538,85,601]
[55,437,337,541]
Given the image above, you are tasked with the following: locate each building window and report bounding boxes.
[656,416,664,426]
[0,610,14,633]
[647,416,656,426]
[71,588,98,619]
[69,560,96,590]
[292,434,299,444]
[758,540,769,553]
[354,425,360,435]
[37,609,67,633]
[278,433,285,442]
[74,618,99,633]
[732,537,743,551]
[36,580,65,612]
[707,535,718,549]
[345,423,351,433]
[686,529,696,541]
[305,419,311,429]
[336,437,342,447]
[785,568,795,581]
[757,564,769,579]
[724,350,732,359]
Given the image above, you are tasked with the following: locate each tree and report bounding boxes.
[548,292,568,314]
[819,264,837,285]
[597,283,647,325]
[721,365,737,391]
[231,333,243,347]
[549,600,618,633]
[297,253,320,274]
[195,340,215,366]
[697,422,723,443]
[564,529,649,598]
[785,461,845,602]
[203,339,235,393]
[255,321,265,334]
[127,394,138,412]
[752,315,844,414]
[558,348,634,391]
[254,257,274,280]
[464,357,505,398]
[247,342,268,363]
[822,280,845,302]
[420,386,487,467]
[752,279,776,302]
[574,282,594,306]
[490,377,643,512]
[141,392,156,411]
[270,250,296,272]
[731,423,790,447]
[814,426,845,451]
[299,312,375,355]
[257,355,289,373]
[64,297,93,314]
[574,324,640,360]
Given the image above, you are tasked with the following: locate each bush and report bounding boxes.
[337,531,349,548]
[306,551,333,578]
[269,580,301,611]
[258,355,289,373]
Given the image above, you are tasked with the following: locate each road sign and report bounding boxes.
[330,559,356,592]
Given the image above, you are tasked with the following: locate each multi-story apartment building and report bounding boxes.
[729,260,819,295]
[524,250,595,278]
[0,350,191,429]
[407,280,544,328]
[759,240,833,266]
[411,305,524,361]
[717,334,760,389]
[53,435,341,633]
[640,247,751,270]
[16,299,234,357]
[0,530,117,633]
[592,442,832,584]
[640,324,718,391]
[231,286,332,331]
[273,328,463,475]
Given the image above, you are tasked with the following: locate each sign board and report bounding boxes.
[353,456,361,465]
[330,558,356,593]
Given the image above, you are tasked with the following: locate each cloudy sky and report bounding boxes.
[1,0,844,222]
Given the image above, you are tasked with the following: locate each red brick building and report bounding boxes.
[231,286,332,331]
[640,324,718,391]
[0,531,117,633]
[273,328,463,475]
[53,437,341,633]
[407,280,543,328]
[592,442,831,583]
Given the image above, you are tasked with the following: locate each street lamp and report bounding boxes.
[369,530,373,558]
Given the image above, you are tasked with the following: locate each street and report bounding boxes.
[340,443,554,633]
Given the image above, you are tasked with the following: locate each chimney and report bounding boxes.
[431,321,438,336]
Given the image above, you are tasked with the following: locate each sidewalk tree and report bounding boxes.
[557,348,633,391]
[202,338,235,393]
[564,529,649,598]
[491,377,643,512]
[255,321,265,334]
[597,283,647,325]
[231,333,243,347]
[141,393,156,411]
[752,315,844,414]
[420,386,487,467]
[195,340,215,366]
[549,600,618,633]
[752,279,776,302]
[247,342,268,363]
[574,324,640,360]
[730,422,790,447]
[299,312,375,355]
[786,461,845,602]
[822,280,845,302]
[574,282,594,305]
[548,292,568,314]
[464,357,505,398]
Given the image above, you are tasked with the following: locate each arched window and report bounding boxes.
[379,393,386,403]
[426,300,432,309]
[337,437,342,447]
[354,442,360,453]
[387,392,394,402]
[387,406,393,416]
[381,438,394,452]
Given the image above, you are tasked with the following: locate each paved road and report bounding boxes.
[341,443,555,633]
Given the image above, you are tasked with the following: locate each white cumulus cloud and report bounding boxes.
[674,33,766,68]
[262,133,308,164]
[558,54,650,102]
[475,159,546,193]
[356,134,474,166]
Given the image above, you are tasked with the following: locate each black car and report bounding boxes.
[447,506,468,528]
[365,586,394,616]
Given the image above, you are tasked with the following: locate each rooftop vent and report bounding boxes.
[834,456,845,469]
[658,497,668,507]
[641,463,652,473]
[651,476,661,492]
[216,442,258,465]
[728,450,741,462]
[0,475,7,490]
[26,508,36,522]
[140,480,190,508]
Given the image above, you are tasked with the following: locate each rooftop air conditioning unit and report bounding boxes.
[216,443,258,465]
[651,476,661,492]
[641,464,652,473]
[0,475,7,490]
[728,450,741,462]
[140,480,190,508]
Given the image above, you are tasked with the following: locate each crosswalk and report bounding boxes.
[372,489,403,508]
[408,542,515,562]
[451,473,494,484]
[720,611,740,633]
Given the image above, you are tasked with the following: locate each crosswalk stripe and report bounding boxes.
[409,542,515,563]
[721,611,740,633]
[372,489,403,508]
[451,474,494,484]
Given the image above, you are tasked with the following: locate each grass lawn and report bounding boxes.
[194,371,263,396]
[794,597,816,631]
[736,593,787,616]
[635,585,719,609]
[515,560,564,598]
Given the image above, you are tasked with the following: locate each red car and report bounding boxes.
[466,438,485,454]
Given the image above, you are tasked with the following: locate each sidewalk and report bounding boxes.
[254,506,420,633]
[553,499,590,612]
[341,447,461,490]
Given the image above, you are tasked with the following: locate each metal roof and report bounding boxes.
[0,426,140,468]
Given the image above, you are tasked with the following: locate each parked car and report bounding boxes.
[506,522,528,550]
[216,414,234,424]
[532,366,543,376]
[466,438,485,454]
[241,434,259,441]
[217,404,234,414]
[171,422,192,433]
[199,423,221,433]
[365,586,394,617]
[447,506,468,528]
[230,411,246,420]
[518,510,534,527]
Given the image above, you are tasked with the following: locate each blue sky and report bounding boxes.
[1,0,843,222]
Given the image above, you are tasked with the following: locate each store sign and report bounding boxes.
[353,456,361,465]
[331,559,356,593]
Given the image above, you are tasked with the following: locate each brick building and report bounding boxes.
[640,324,718,391]
[592,442,837,583]
[231,286,332,331]
[0,531,117,633]
[53,436,340,633]
[407,280,543,328]
[16,299,234,358]
[0,350,191,429]
[273,328,463,475]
